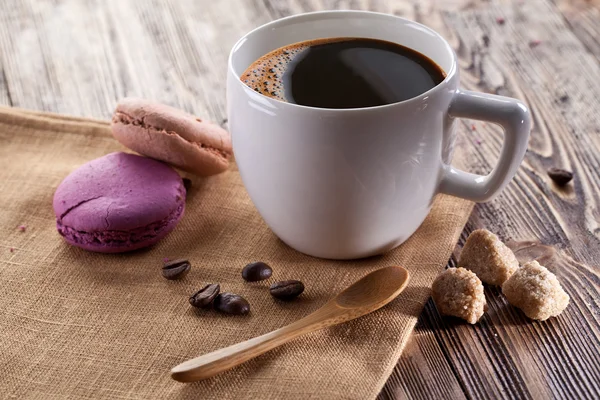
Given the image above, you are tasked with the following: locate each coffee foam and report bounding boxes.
[240,38,348,102]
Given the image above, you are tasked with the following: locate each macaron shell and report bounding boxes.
[53,152,185,253]
[59,194,181,233]
[58,203,184,253]
[111,98,232,176]
[111,122,229,176]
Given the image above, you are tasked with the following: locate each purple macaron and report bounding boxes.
[53,152,185,253]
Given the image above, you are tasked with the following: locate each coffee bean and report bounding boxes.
[269,280,304,300]
[182,178,192,191]
[241,262,273,282]
[162,259,191,280]
[189,284,220,308]
[548,167,573,186]
[214,293,250,315]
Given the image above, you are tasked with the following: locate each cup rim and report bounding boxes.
[227,10,457,112]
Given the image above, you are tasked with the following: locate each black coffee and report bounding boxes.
[241,37,445,109]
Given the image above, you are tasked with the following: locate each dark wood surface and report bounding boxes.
[1,0,598,399]
[374,0,600,398]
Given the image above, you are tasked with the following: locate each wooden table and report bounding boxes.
[1,0,598,398]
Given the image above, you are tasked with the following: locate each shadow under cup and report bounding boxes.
[227,11,460,260]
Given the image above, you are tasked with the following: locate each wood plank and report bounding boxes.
[0,0,272,119]
[407,0,600,398]
[553,0,600,59]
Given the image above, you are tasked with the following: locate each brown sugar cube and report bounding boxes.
[458,229,518,286]
[502,260,569,321]
[432,267,486,324]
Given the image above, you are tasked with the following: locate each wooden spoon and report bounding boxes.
[171,265,410,382]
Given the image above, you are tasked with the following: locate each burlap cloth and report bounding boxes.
[0,106,473,399]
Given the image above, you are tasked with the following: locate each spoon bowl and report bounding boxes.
[171,265,409,383]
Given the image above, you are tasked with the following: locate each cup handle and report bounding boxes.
[439,89,531,202]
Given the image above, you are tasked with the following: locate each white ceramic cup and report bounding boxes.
[227,11,531,260]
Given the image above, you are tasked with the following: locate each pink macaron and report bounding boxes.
[111,98,232,176]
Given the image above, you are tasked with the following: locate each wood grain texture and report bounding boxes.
[1,0,599,399]
[553,0,600,59]
[379,0,600,398]
[0,0,272,119]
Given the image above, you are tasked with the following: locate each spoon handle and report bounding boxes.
[171,306,339,382]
